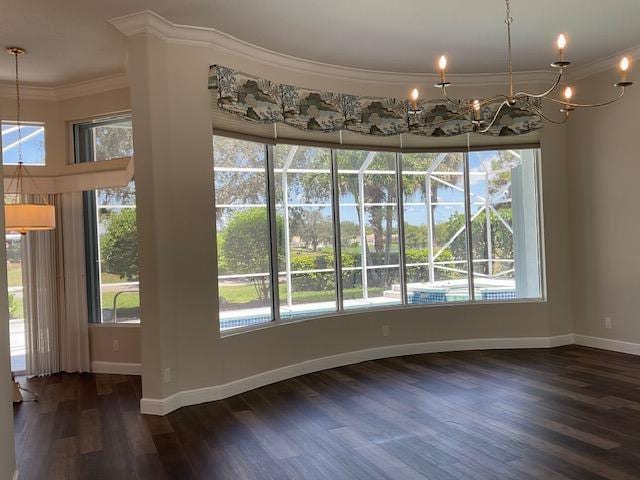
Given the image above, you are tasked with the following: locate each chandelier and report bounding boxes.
[4,47,56,235]
[409,0,634,132]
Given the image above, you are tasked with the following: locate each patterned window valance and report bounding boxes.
[208,65,542,138]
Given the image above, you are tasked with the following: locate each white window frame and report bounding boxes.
[214,137,546,336]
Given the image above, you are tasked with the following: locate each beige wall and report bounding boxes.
[125,33,574,401]
[568,68,640,342]
[89,325,141,364]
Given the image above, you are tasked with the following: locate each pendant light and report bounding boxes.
[4,47,55,235]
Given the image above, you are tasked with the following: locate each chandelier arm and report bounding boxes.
[542,88,625,108]
[420,94,508,130]
[477,94,511,108]
[528,104,569,125]
[441,85,461,104]
[475,100,510,134]
[514,72,563,99]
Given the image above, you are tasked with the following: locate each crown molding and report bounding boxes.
[564,45,640,82]
[109,10,556,87]
[0,73,129,102]
[1,10,633,103]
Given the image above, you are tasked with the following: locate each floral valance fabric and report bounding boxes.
[209,65,542,137]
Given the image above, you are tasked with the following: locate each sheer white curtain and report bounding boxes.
[22,193,89,375]
[22,195,59,375]
[57,192,90,373]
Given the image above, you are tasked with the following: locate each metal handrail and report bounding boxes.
[112,287,140,323]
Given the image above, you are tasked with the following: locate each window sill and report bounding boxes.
[219,296,547,338]
[89,322,140,328]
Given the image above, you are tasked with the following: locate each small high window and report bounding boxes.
[1,121,45,165]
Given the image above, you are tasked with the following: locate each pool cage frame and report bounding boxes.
[215,138,543,330]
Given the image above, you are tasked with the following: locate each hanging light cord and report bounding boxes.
[505,0,514,100]
[13,49,23,166]
[5,48,49,206]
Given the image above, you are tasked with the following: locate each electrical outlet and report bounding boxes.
[163,368,171,383]
[112,339,120,352]
[604,317,613,329]
[382,325,390,337]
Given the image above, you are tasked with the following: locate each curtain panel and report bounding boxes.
[22,193,90,376]
[23,194,60,375]
[208,65,542,138]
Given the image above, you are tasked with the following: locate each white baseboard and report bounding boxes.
[140,334,574,416]
[91,361,141,375]
[550,333,575,347]
[574,334,640,356]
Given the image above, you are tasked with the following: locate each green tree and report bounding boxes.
[94,124,136,204]
[221,208,283,301]
[404,224,428,249]
[5,239,21,263]
[340,221,360,246]
[214,137,269,230]
[101,209,139,281]
[289,209,333,251]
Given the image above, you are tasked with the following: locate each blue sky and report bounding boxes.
[1,124,45,165]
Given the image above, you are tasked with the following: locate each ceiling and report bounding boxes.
[2,0,640,86]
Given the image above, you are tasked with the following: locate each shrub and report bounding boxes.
[101,209,139,281]
[7,293,18,319]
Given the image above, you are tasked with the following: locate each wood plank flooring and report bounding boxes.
[13,345,640,479]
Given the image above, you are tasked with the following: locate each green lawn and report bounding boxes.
[6,263,22,288]
[219,283,384,306]
[97,283,387,311]
[101,272,129,284]
[6,276,385,320]
[101,290,140,310]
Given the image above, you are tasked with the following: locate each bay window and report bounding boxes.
[213,135,544,332]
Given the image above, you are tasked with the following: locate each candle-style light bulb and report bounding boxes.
[438,55,447,71]
[563,86,573,100]
[620,56,630,72]
[411,88,419,101]
[438,55,447,84]
[619,56,631,82]
[556,34,567,62]
[472,99,481,121]
[557,34,567,51]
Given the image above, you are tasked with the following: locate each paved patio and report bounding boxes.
[10,317,25,372]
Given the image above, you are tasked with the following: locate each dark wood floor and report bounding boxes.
[13,345,640,479]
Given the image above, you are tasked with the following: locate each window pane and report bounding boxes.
[6,232,25,372]
[275,144,337,319]
[76,117,139,324]
[214,136,272,330]
[402,152,470,304]
[97,204,140,323]
[336,150,401,310]
[469,149,541,300]
[1,121,45,165]
[93,120,133,160]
